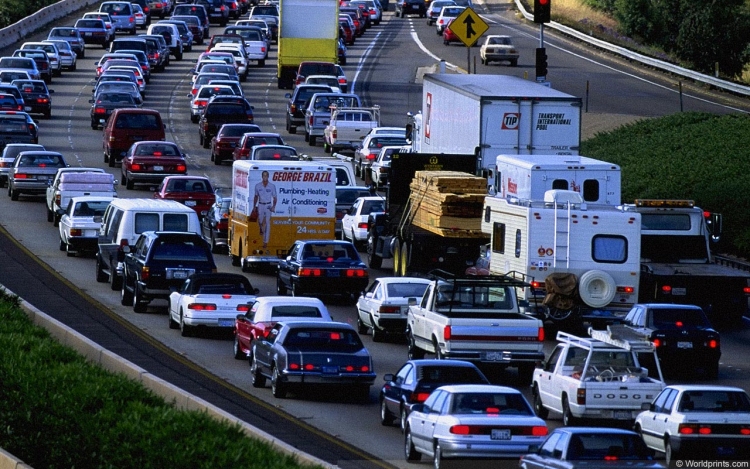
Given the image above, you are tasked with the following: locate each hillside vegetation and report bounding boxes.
[580,112,750,256]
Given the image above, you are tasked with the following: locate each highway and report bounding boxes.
[1,2,750,467]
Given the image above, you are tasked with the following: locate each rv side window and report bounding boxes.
[134,213,159,234]
[582,180,600,202]
[592,235,627,263]
[515,229,521,258]
[163,213,189,231]
[492,222,505,254]
[551,179,567,190]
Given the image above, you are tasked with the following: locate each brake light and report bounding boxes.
[412,392,430,402]
[195,99,207,107]
[131,163,142,171]
[70,228,82,236]
[357,222,368,229]
[576,388,586,405]
[365,153,376,160]
[236,304,249,312]
[744,286,750,295]
[14,173,30,179]
[444,325,451,340]
[288,363,300,370]
[299,268,322,276]
[652,338,661,347]
[616,286,634,294]
[338,77,346,85]
[331,129,337,139]
[538,327,544,341]
[177,164,187,173]
[345,269,366,277]
[661,285,672,294]
[188,303,217,311]
[449,425,470,435]
[140,265,150,281]
[708,339,719,348]
[379,306,399,314]
[94,107,106,114]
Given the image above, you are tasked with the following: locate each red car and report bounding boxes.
[210,123,261,165]
[120,141,187,190]
[153,175,216,218]
[443,19,462,45]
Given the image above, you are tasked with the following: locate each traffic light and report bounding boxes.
[534,0,551,23]
[535,48,548,78]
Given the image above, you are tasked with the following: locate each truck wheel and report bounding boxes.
[53,214,60,227]
[110,266,122,290]
[309,135,316,146]
[407,332,424,360]
[289,124,296,134]
[562,398,579,426]
[532,385,549,418]
[392,241,401,277]
[399,243,409,276]
[433,338,444,359]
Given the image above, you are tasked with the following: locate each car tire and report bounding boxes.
[126,177,134,190]
[433,442,450,469]
[380,398,395,426]
[180,311,193,337]
[110,264,122,290]
[291,282,303,297]
[53,214,60,227]
[562,398,578,426]
[250,355,266,388]
[276,276,287,295]
[58,237,66,251]
[96,257,108,283]
[258,59,265,67]
[10,189,19,201]
[372,318,384,342]
[400,405,408,433]
[304,131,309,142]
[271,365,287,398]
[665,439,677,464]
[357,314,368,334]
[407,332,425,360]
[121,278,133,305]
[404,426,421,462]
[533,385,549,418]
[109,155,115,168]
[233,335,245,359]
[309,135,316,146]
[289,125,296,134]
[47,206,53,222]
[168,311,179,329]
[518,363,535,386]
[133,284,147,313]
[202,136,210,149]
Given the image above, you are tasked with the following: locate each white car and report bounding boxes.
[354,132,409,179]
[635,385,750,463]
[479,35,519,66]
[369,145,407,189]
[341,196,385,246]
[58,196,114,257]
[304,75,341,92]
[168,272,260,337]
[435,6,465,35]
[405,384,548,464]
[43,40,77,71]
[356,277,431,341]
[427,0,456,25]
[21,42,62,76]
[210,44,249,80]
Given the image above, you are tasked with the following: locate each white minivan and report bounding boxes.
[95,199,201,290]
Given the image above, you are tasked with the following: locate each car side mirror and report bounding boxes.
[364,292,373,299]
[383,373,393,381]
[48,89,54,93]
[235,313,246,321]
[642,402,652,411]
[88,99,94,103]
[56,208,65,216]
[408,297,417,306]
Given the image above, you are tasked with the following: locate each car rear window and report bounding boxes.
[284,328,363,351]
[0,120,30,133]
[114,113,161,129]
[386,282,428,298]
[151,240,209,261]
[133,213,189,233]
[300,63,337,76]
[418,365,486,383]
[206,104,245,116]
[252,147,297,161]
[17,154,65,167]
[271,306,323,318]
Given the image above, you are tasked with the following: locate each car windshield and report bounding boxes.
[451,392,532,415]
[386,282,428,298]
[283,327,363,352]
[270,306,323,318]
[566,433,653,460]
[678,390,750,413]
[649,308,711,329]
[151,240,209,261]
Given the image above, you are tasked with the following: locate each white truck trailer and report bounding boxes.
[493,154,621,205]
[410,74,582,189]
[229,160,336,271]
[482,190,641,328]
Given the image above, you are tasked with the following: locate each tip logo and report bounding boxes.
[502,112,520,130]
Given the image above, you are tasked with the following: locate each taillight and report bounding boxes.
[412,392,430,402]
[379,306,399,314]
[14,173,30,179]
[616,286,634,294]
[236,304,249,312]
[449,425,470,435]
[443,325,451,340]
[55,194,61,205]
[678,424,711,435]
[140,266,150,281]
[177,164,187,173]
[708,339,719,348]
[298,268,322,276]
[188,303,217,311]
[332,129,337,139]
[576,388,586,405]
[661,285,672,294]
[357,222,368,229]
[131,163,142,171]
[652,338,661,347]
[345,269,366,277]
[70,228,82,237]
[95,107,106,114]
[338,77,346,85]
[538,327,544,341]
[366,153,376,160]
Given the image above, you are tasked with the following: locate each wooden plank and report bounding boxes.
[411,219,490,238]
[411,209,483,230]
[412,171,487,194]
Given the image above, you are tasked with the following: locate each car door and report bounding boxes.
[277,243,300,290]
[640,388,678,452]
[410,389,443,452]
[521,431,562,469]
[341,198,360,237]
[383,362,411,416]
[235,300,260,351]
[415,390,449,454]
[358,279,379,326]
[537,344,564,411]
[123,234,147,288]
[254,323,281,374]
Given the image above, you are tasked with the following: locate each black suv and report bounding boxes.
[197,0,229,26]
[120,231,217,313]
[283,84,332,134]
[198,96,254,148]
[395,0,426,17]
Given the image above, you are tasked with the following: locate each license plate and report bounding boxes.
[85,32,92,36]
[671,287,687,295]
[485,352,504,361]
[327,270,340,277]
[214,7,221,11]
[490,429,511,440]
[153,165,163,171]
[24,106,32,111]
[185,200,196,206]
[230,142,236,147]
[132,136,144,141]
[322,366,338,374]
[677,341,693,349]
[218,319,233,327]
[614,410,630,419]
[173,270,189,279]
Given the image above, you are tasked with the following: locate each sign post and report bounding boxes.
[448,7,488,73]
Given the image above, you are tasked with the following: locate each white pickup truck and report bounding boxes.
[532,326,666,426]
[46,169,116,227]
[323,106,380,154]
[406,270,545,384]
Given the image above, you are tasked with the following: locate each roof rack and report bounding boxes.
[556,326,654,352]
[428,269,533,289]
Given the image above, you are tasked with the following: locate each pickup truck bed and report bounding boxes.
[323,106,380,154]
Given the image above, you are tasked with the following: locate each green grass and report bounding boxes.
[581,112,750,256]
[0,289,321,469]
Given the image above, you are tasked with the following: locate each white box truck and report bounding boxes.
[482,190,641,329]
[229,160,336,271]
[493,154,621,205]
[410,74,582,189]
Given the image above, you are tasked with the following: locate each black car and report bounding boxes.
[379,359,490,432]
[198,96,254,148]
[172,4,210,39]
[250,321,376,400]
[283,84,332,134]
[11,80,55,119]
[120,231,217,313]
[197,0,229,26]
[0,111,38,149]
[623,303,721,379]
[200,193,230,253]
[276,240,369,301]
[395,0,426,17]
[74,18,112,48]
[89,92,140,129]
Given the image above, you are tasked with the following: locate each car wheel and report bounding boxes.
[126,177,134,190]
[271,365,287,398]
[53,214,60,227]
[562,398,578,426]
[202,136,210,149]
[133,284,148,313]
[367,235,382,269]
[356,314,368,334]
[407,332,425,360]
[372,319,385,342]
[168,310,179,329]
[250,355,266,387]
[180,311,193,337]
[304,131,309,142]
[404,426,421,461]
[110,267,121,290]
[380,398,395,426]
[10,189,19,201]
[47,206,53,222]
[433,442,449,469]
[291,282,303,297]
[276,276,288,295]
[309,135,316,146]
[532,385,549,418]
[96,257,108,283]
[233,335,245,359]
[91,120,98,129]
[191,114,198,123]
[518,363,535,386]
[433,338,444,359]
[58,237,66,251]
[199,133,204,146]
[400,405,408,433]
[665,438,677,464]
[289,125,296,134]
[258,59,265,67]
[120,277,133,305]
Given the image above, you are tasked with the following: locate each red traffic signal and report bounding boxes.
[534,0,551,23]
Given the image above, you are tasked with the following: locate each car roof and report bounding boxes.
[436,384,521,394]
[277,320,354,330]
[664,384,747,393]
[377,277,432,285]
[408,359,481,368]
[633,303,704,310]
[551,427,640,435]
[254,296,325,306]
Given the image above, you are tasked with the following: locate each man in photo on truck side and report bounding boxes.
[253,170,277,250]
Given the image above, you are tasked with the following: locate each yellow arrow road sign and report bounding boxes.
[448,7,489,47]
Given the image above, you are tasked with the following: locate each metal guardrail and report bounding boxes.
[513,0,750,98]
[714,254,750,272]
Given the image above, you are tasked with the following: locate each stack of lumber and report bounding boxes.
[408,171,488,237]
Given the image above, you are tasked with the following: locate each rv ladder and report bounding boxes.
[553,200,571,268]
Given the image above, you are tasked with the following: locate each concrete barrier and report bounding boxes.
[0,287,335,469]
